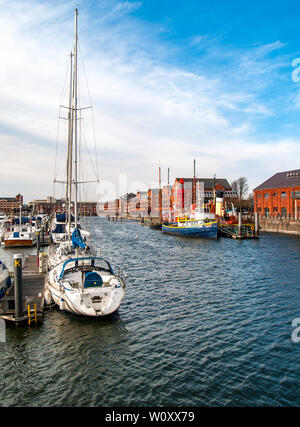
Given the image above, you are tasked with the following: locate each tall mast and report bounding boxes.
[19,203,22,231]
[68,60,74,241]
[193,158,196,206]
[73,8,78,229]
[66,51,73,229]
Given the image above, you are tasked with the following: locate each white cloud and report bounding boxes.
[0,0,298,203]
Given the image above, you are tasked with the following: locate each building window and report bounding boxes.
[273,192,277,197]
[257,194,262,198]
[281,207,287,216]
[273,207,278,212]
[281,192,287,198]
[264,193,269,199]
[264,207,270,216]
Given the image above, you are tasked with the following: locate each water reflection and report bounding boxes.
[0,218,300,406]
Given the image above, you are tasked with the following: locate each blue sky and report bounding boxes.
[0,0,300,202]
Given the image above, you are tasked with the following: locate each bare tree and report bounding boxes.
[231,177,249,209]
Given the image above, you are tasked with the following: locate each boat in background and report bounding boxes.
[162,209,218,238]
[162,215,218,238]
[50,213,90,244]
[0,260,12,302]
[48,228,93,269]
[0,217,11,242]
[3,224,37,247]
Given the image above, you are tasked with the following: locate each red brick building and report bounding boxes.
[100,177,237,220]
[0,194,23,213]
[254,169,300,218]
[173,178,237,218]
[30,196,97,216]
[162,185,173,221]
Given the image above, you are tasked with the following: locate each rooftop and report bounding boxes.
[175,178,232,190]
[254,169,300,191]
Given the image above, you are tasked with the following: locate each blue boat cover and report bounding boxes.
[12,217,31,225]
[52,224,65,234]
[84,272,103,288]
[71,228,86,250]
[0,277,11,301]
[56,213,75,222]
[59,257,114,279]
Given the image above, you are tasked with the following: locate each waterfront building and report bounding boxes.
[172,178,237,217]
[254,169,300,218]
[119,193,136,217]
[29,196,65,214]
[128,194,140,217]
[29,196,97,216]
[139,191,149,217]
[106,199,119,216]
[77,202,97,216]
[0,194,23,213]
[99,176,237,219]
[162,185,173,221]
[149,188,160,218]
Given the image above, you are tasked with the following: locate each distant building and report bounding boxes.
[149,189,160,218]
[29,197,65,215]
[28,196,97,216]
[0,194,23,213]
[173,178,237,217]
[99,176,237,219]
[162,185,173,221]
[254,169,300,218]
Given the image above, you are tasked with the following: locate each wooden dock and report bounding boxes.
[217,223,259,239]
[0,255,46,324]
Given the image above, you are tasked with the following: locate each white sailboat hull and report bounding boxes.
[46,280,125,317]
[45,257,126,317]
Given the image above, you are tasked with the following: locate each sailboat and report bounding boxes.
[0,260,11,302]
[3,206,37,247]
[45,9,126,316]
[0,216,11,243]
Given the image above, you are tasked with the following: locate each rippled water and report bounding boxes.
[0,217,300,407]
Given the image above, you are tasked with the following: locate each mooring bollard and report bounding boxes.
[14,254,24,321]
[41,226,44,246]
[238,212,242,237]
[255,212,259,235]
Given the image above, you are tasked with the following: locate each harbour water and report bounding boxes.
[0,217,300,406]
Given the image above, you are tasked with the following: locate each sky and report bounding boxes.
[1,0,300,202]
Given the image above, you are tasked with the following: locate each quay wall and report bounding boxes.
[258,217,300,236]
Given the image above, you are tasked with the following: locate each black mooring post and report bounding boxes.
[14,254,24,321]
[41,226,44,245]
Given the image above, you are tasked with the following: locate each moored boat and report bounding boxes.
[0,260,12,301]
[162,217,218,238]
[45,256,126,316]
[3,225,37,247]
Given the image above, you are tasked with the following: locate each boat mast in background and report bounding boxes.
[159,162,162,223]
[193,158,196,207]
